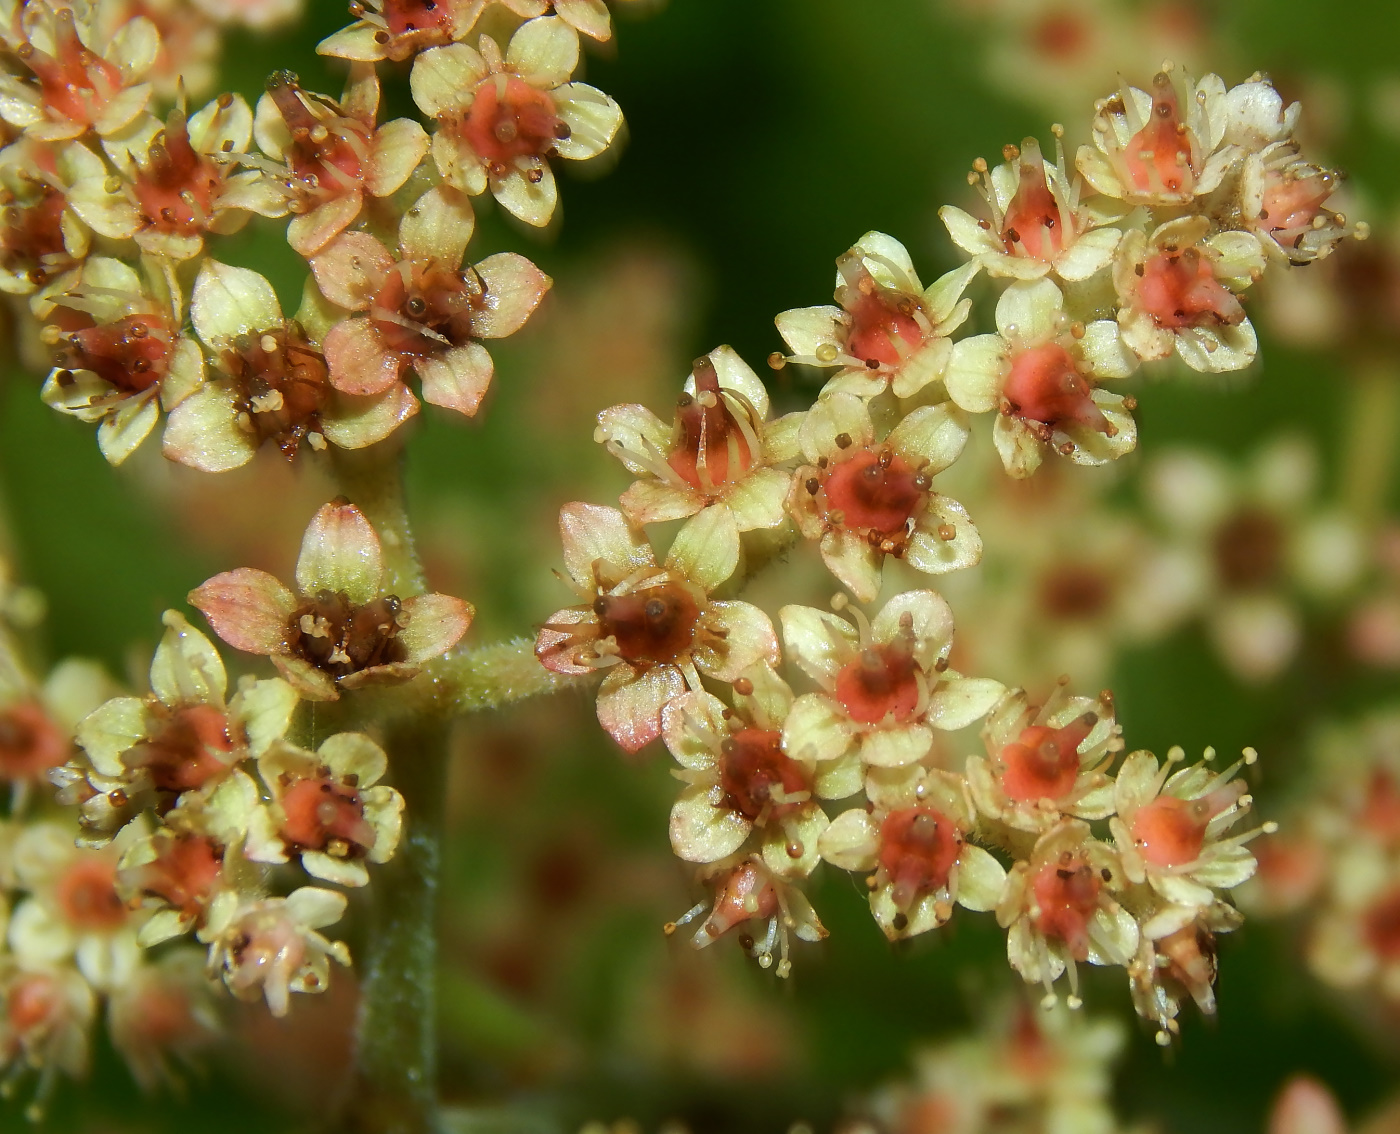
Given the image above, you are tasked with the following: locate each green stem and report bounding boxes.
[341,717,450,1134]
[330,439,425,598]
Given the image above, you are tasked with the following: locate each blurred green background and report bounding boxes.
[4,0,1400,1130]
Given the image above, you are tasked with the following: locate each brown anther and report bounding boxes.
[732,677,754,696]
[933,657,949,672]
[937,524,955,541]
[834,432,852,449]
[767,351,786,370]
[805,477,820,495]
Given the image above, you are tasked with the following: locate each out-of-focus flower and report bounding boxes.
[411,17,623,226]
[945,277,1137,478]
[106,948,220,1091]
[535,503,778,751]
[779,591,1004,772]
[245,732,403,887]
[597,345,800,535]
[0,658,113,795]
[774,231,977,400]
[250,65,427,256]
[787,393,981,601]
[820,761,1007,940]
[191,499,473,701]
[1141,437,1366,682]
[0,0,159,141]
[1113,215,1264,373]
[0,961,97,1118]
[192,0,303,30]
[97,0,221,100]
[162,260,418,470]
[1268,1075,1349,1134]
[941,133,1123,282]
[966,682,1121,833]
[312,186,549,417]
[199,886,350,1017]
[40,255,204,466]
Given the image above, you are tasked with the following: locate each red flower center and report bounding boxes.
[7,973,61,1037]
[266,71,367,204]
[878,805,962,909]
[718,729,809,821]
[1031,10,1089,61]
[997,715,1096,803]
[1361,770,1400,845]
[1136,246,1245,330]
[1131,783,1244,868]
[383,0,454,37]
[460,76,566,172]
[0,702,69,781]
[594,582,700,666]
[1122,72,1197,197]
[56,856,127,932]
[1037,564,1112,620]
[17,9,125,130]
[1261,168,1335,238]
[133,105,223,237]
[667,356,757,493]
[221,323,332,459]
[704,860,780,939]
[823,449,929,537]
[280,774,376,855]
[1002,148,1066,261]
[834,636,922,724]
[840,273,924,368]
[287,590,409,678]
[126,703,236,793]
[1032,853,1101,960]
[1,184,69,284]
[1364,887,1400,962]
[1003,343,1110,434]
[372,262,482,358]
[58,312,172,395]
[1212,508,1282,590]
[130,833,223,920]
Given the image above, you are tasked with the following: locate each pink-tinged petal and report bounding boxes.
[596,664,683,753]
[559,502,654,590]
[416,342,493,415]
[619,480,699,525]
[470,253,550,339]
[535,607,601,675]
[310,232,394,311]
[270,656,339,701]
[366,118,430,198]
[596,403,671,474]
[189,568,295,655]
[670,785,750,863]
[161,384,259,472]
[339,662,420,690]
[819,529,882,604]
[399,185,475,267]
[324,318,403,395]
[289,193,364,258]
[694,601,779,682]
[555,0,611,39]
[296,502,384,604]
[398,593,473,664]
[321,385,420,450]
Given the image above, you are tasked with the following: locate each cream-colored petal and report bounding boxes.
[886,402,969,475]
[149,610,226,708]
[417,342,494,415]
[926,677,1004,731]
[955,845,1007,912]
[470,252,550,338]
[552,83,623,161]
[774,305,847,361]
[694,601,779,682]
[782,692,856,765]
[96,392,159,466]
[296,501,385,604]
[76,696,150,778]
[670,784,750,863]
[945,335,1008,414]
[191,260,281,346]
[506,16,579,87]
[995,277,1063,344]
[905,496,982,575]
[410,45,486,119]
[492,161,557,227]
[365,118,429,198]
[724,469,789,531]
[778,606,856,687]
[860,724,934,768]
[819,529,882,604]
[559,502,654,589]
[666,505,739,591]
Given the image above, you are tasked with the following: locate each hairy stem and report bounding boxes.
[438,637,589,713]
[326,439,443,1133]
[341,717,450,1134]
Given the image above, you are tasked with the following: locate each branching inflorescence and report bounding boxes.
[0,0,1369,1118]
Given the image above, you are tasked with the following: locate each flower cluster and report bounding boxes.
[19,0,625,471]
[530,68,1318,1034]
[1243,711,1400,1004]
[854,1001,1130,1134]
